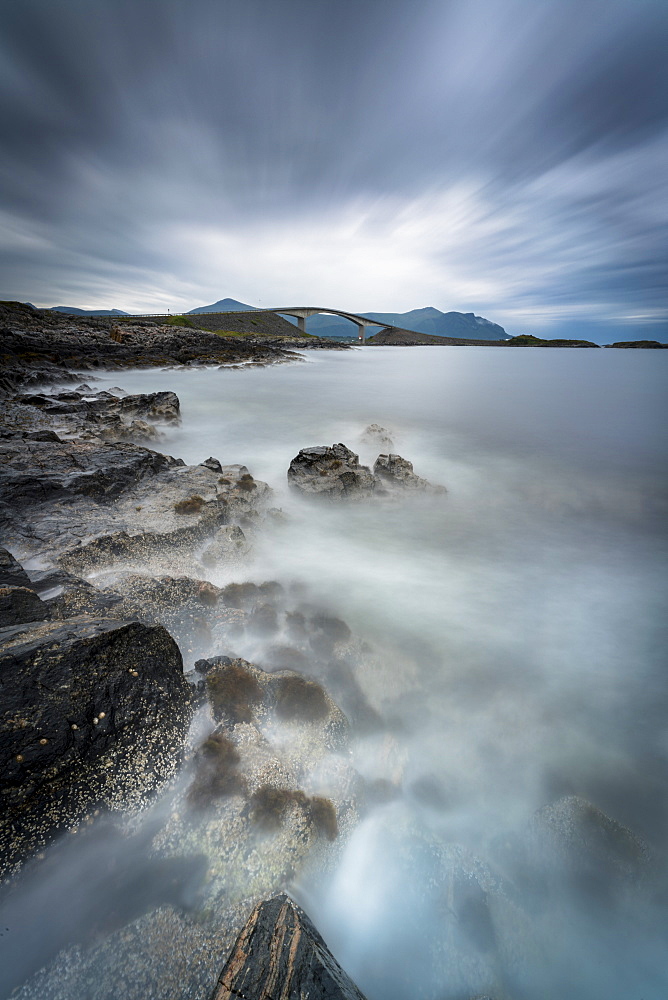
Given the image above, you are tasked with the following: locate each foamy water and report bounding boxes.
[5,346,667,999]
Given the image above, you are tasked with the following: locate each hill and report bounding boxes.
[367,328,508,347]
[187,298,255,314]
[50,306,130,316]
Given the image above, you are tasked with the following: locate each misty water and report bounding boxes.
[5,346,668,999]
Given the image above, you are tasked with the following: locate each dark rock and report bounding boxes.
[0,616,192,876]
[212,893,368,1000]
[117,390,180,422]
[46,582,125,620]
[0,586,49,626]
[24,429,62,442]
[0,437,176,508]
[200,456,223,473]
[373,453,446,493]
[288,443,376,498]
[0,546,31,588]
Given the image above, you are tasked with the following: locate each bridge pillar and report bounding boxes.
[356,323,365,342]
[297,316,306,333]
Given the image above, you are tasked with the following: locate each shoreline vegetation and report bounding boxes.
[0,299,663,999]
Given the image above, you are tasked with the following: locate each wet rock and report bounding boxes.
[45,581,125,620]
[0,437,176,508]
[0,546,31,588]
[201,525,250,567]
[213,893,367,1000]
[288,443,376,498]
[248,601,279,637]
[0,586,50,626]
[117,390,180,423]
[202,656,349,751]
[361,423,395,450]
[529,795,652,904]
[373,453,446,493]
[97,574,239,665]
[24,429,62,442]
[0,616,193,876]
[200,456,223,473]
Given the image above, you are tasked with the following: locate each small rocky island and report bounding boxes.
[0,300,661,1000]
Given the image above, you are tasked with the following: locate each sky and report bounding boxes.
[0,0,666,337]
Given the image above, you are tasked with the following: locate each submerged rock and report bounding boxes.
[361,423,395,450]
[212,893,368,1000]
[287,443,376,498]
[529,795,652,902]
[0,616,193,876]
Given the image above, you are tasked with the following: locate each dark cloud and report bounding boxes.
[0,0,666,333]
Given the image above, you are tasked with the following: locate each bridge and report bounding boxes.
[267,306,392,342]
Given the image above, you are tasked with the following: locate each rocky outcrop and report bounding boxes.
[212,893,368,1000]
[374,453,446,494]
[0,422,270,568]
[0,616,193,876]
[0,301,305,388]
[287,444,376,498]
[288,443,446,499]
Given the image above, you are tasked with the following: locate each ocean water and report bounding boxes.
[7,346,668,999]
[95,346,668,999]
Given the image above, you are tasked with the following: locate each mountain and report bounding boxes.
[296,307,508,340]
[50,306,130,316]
[187,298,256,314]
[364,308,507,340]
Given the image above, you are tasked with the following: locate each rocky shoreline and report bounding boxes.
[1,303,664,1000]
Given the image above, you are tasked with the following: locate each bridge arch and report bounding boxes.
[269,306,390,342]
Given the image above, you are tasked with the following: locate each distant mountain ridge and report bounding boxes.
[50,306,130,316]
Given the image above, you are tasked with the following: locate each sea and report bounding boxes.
[6,345,668,999]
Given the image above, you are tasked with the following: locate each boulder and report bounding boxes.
[0,585,49,627]
[212,893,368,1000]
[373,453,446,493]
[288,444,375,498]
[117,390,180,423]
[0,616,193,876]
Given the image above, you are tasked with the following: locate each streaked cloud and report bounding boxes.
[0,0,666,336]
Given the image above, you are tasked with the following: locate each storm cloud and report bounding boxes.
[0,0,666,336]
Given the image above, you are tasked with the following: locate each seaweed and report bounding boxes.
[274,674,328,721]
[206,662,263,723]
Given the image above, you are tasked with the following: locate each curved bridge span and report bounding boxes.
[268,306,394,341]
